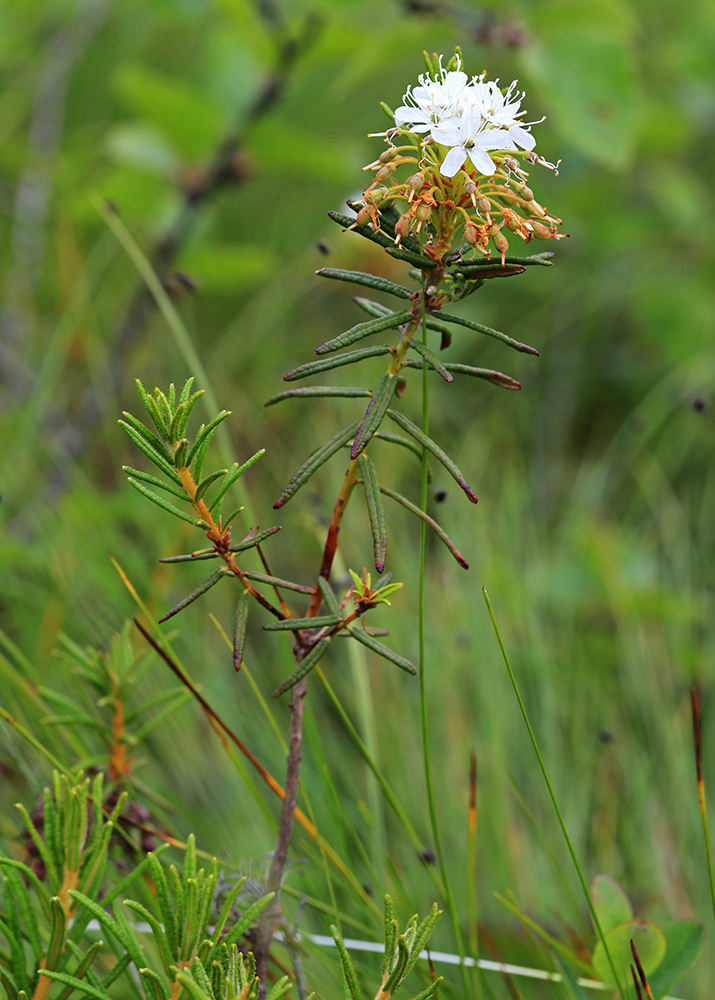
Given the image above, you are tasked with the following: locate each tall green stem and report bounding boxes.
[417,259,474,1000]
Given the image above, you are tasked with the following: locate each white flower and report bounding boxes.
[431,112,500,177]
[390,58,541,178]
[394,68,471,133]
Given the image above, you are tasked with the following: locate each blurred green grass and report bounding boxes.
[2,0,715,996]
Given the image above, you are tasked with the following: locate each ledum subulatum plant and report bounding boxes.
[117,48,567,992]
[1,49,705,1000]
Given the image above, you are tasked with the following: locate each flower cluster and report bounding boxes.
[393,61,538,178]
[357,52,565,266]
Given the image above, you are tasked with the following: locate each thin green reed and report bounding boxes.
[482,587,625,997]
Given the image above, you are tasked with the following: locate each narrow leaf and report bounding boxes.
[195,468,228,502]
[233,591,250,671]
[379,484,468,568]
[351,373,397,459]
[135,379,170,438]
[148,853,178,958]
[316,310,411,356]
[358,454,387,573]
[122,466,187,500]
[273,638,332,697]
[387,245,438,269]
[185,411,231,469]
[435,309,539,355]
[452,262,526,278]
[119,421,183,484]
[46,896,67,970]
[318,577,341,617]
[127,478,208,526]
[124,898,174,975]
[208,449,265,513]
[37,971,113,1000]
[346,626,417,674]
[221,892,275,947]
[176,390,205,438]
[331,926,364,1000]
[263,615,341,632]
[230,525,282,552]
[241,570,314,594]
[273,420,360,509]
[455,251,554,268]
[353,297,392,319]
[402,360,521,390]
[386,409,478,504]
[160,550,219,563]
[139,968,171,1000]
[264,386,372,406]
[407,339,453,382]
[68,890,147,969]
[284,345,391,382]
[316,267,413,300]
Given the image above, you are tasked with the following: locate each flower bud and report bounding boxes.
[394,215,413,243]
[365,185,388,205]
[375,162,396,183]
[476,195,491,218]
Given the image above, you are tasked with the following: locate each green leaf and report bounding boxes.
[316,310,411,356]
[221,892,275,947]
[402,360,521,390]
[435,310,540,355]
[315,267,413,300]
[185,411,231,470]
[119,420,183,484]
[176,390,204,439]
[127,478,208,527]
[454,252,554,269]
[407,339,453,383]
[331,926,364,1000]
[135,379,170,437]
[148,853,178,958]
[229,525,282,553]
[240,570,314,595]
[3,866,41,963]
[46,896,67,971]
[590,874,633,935]
[284,345,392,382]
[122,466,188,500]
[264,976,292,1000]
[263,615,341,632]
[37,970,114,1000]
[3,878,28,994]
[273,420,361,509]
[139,968,171,1000]
[358,454,387,573]
[195,469,228,502]
[386,409,478,504]
[383,897,397,979]
[346,626,416,674]
[233,591,250,672]
[208,449,264,513]
[264,386,373,406]
[273,639,332,697]
[318,577,341,617]
[591,920,666,991]
[647,920,704,999]
[378,484,468,569]
[69,890,147,970]
[351,373,397,459]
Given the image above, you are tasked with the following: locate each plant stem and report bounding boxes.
[482,587,625,998]
[255,674,308,986]
[416,268,474,1000]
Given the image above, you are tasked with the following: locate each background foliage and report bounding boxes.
[2,0,715,996]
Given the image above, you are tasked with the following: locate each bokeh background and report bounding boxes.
[2,0,715,996]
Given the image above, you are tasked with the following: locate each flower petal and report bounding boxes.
[440,145,468,177]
